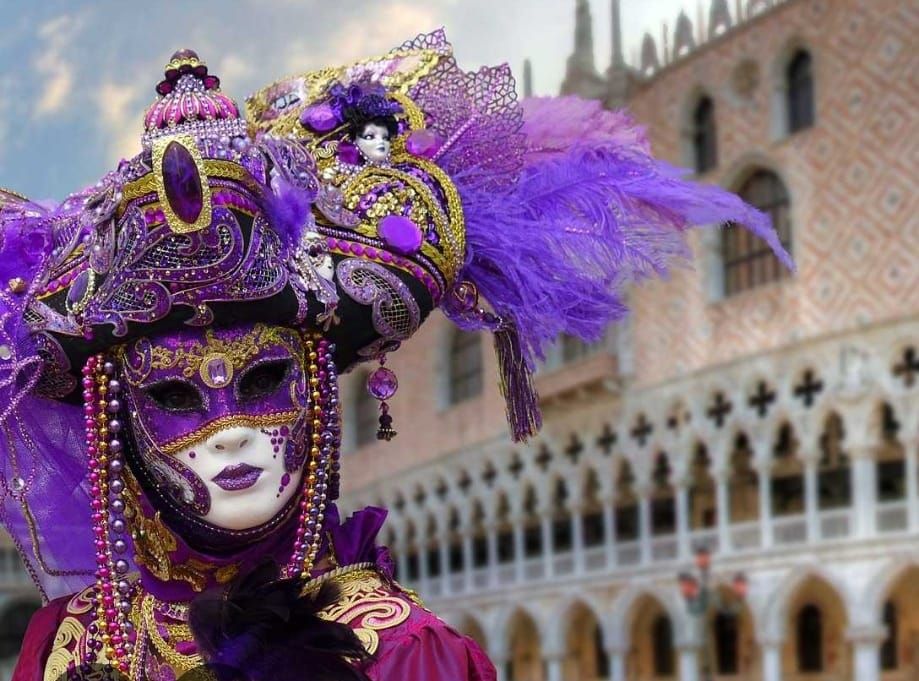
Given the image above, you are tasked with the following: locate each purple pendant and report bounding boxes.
[337,141,360,166]
[367,367,398,400]
[162,141,204,224]
[378,215,423,256]
[66,270,92,310]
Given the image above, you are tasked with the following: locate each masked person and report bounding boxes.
[2,32,790,681]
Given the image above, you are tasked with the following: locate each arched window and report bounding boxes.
[714,612,740,674]
[354,375,379,447]
[722,169,792,296]
[881,600,898,670]
[786,50,814,133]
[448,330,483,405]
[652,614,675,675]
[797,604,823,672]
[692,96,718,173]
[561,334,600,364]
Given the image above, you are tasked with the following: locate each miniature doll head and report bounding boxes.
[349,116,398,164]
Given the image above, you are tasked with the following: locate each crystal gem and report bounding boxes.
[0,345,10,361]
[378,215,423,256]
[406,129,441,158]
[367,367,398,400]
[10,477,25,493]
[67,270,91,309]
[162,141,204,223]
[205,356,230,386]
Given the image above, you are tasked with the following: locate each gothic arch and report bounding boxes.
[760,564,853,641]
[609,583,687,648]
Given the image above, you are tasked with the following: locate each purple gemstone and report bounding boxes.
[66,270,91,308]
[406,129,441,158]
[205,356,229,385]
[378,215,423,256]
[161,141,204,224]
[300,103,338,131]
[337,141,360,165]
[367,367,398,400]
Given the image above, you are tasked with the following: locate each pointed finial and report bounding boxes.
[611,0,624,67]
[523,59,534,97]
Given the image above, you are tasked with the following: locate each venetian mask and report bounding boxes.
[117,323,310,532]
[355,122,392,163]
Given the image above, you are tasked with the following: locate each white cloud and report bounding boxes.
[322,2,441,67]
[95,80,145,164]
[33,14,85,116]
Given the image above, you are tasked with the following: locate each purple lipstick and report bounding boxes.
[212,463,263,491]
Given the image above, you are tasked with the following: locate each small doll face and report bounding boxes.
[118,324,311,531]
[355,122,392,163]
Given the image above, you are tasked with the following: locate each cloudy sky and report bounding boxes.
[0,0,694,199]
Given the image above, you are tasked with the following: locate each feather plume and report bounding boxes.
[189,562,371,681]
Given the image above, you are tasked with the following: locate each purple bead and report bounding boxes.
[378,215,423,256]
[406,129,441,158]
[66,270,91,308]
[114,559,129,574]
[162,141,204,224]
[367,366,398,400]
[337,141,360,165]
[300,103,339,132]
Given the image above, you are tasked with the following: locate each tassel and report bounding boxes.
[493,322,542,442]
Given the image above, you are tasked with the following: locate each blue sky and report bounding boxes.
[0,0,692,200]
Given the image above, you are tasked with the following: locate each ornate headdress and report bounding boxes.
[0,31,790,612]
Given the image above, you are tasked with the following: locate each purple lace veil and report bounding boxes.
[0,31,790,600]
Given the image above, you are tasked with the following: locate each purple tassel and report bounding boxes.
[493,322,541,442]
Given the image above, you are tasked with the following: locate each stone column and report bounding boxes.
[847,626,885,681]
[463,533,474,592]
[715,469,732,554]
[638,483,653,564]
[487,523,500,587]
[607,646,627,681]
[804,457,820,541]
[544,651,564,681]
[542,512,555,578]
[396,544,410,583]
[851,445,878,538]
[677,645,699,681]
[759,639,783,681]
[490,651,509,681]
[440,537,451,595]
[603,496,618,567]
[756,461,774,549]
[418,543,430,595]
[908,441,919,532]
[513,515,526,583]
[675,479,692,560]
[571,503,585,574]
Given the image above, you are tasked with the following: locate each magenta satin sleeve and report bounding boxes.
[12,596,71,681]
[366,611,497,681]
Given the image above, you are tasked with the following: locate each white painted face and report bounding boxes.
[171,422,301,531]
[356,122,392,163]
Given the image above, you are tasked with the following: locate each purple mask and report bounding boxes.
[117,323,310,533]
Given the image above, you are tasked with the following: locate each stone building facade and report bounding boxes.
[337,1,919,680]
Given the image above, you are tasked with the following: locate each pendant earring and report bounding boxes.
[367,356,398,441]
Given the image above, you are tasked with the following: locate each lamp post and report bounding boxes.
[678,546,748,681]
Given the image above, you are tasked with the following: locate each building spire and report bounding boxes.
[522,58,533,98]
[611,0,624,67]
[561,0,606,98]
[572,0,597,72]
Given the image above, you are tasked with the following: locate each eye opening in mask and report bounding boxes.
[144,379,206,413]
[237,358,292,402]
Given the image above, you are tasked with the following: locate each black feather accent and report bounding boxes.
[188,562,372,681]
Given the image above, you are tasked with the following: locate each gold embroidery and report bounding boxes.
[120,158,254,209]
[67,584,96,615]
[136,592,203,675]
[124,472,239,592]
[315,568,412,655]
[43,617,96,681]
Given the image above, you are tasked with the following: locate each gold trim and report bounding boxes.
[159,411,298,455]
[151,135,213,234]
[43,617,93,681]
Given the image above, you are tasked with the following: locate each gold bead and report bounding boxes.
[7,277,26,294]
